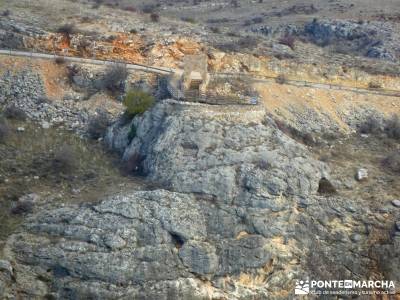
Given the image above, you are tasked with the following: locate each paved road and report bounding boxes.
[0,49,176,75]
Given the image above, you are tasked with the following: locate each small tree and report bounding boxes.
[123,89,155,116]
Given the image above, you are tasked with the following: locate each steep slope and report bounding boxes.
[2,101,398,299]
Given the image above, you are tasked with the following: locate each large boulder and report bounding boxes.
[107,101,328,206]
[3,101,398,299]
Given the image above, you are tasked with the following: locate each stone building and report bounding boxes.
[167,54,210,100]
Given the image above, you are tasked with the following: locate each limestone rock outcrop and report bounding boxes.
[2,101,399,299]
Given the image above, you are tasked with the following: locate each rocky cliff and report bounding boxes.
[2,100,399,299]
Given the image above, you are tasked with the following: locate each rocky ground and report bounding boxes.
[1,96,399,299]
[0,0,399,299]
[1,0,399,78]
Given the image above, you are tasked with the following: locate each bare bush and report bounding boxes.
[1,9,11,17]
[0,119,10,143]
[142,4,156,13]
[121,153,145,175]
[216,36,259,52]
[275,74,288,84]
[274,119,316,146]
[150,13,160,22]
[368,81,382,89]
[318,178,337,194]
[181,17,196,23]
[87,110,111,139]
[76,39,91,55]
[56,24,75,37]
[11,200,34,215]
[256,159,271,170]
[3,104,27,120]
[52,145,77,174]
[66,64,80,85]
[124,5,137,12]
[385,115,400,140]
[100,64,128,93]
[382,151,400,174]
[238,36,258,48]
[210,26,221,34]
[54,56,66,65]
[252,17,264,24]
[279,35,296,50]
[358,116,381,134]
[231,0,240,8]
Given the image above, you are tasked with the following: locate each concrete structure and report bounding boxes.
[182,54,209,95]
[167,54,210,101]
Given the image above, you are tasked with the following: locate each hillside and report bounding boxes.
[0,0,399,299]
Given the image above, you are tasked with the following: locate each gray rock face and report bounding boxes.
[0,19,45,49]
[3,190,277,299]
[108,102,327,207]
[178,241,218,275]
[0,69,119,136]
[4,101,399,299]
[0,69,88,132]
[304,19,398,61]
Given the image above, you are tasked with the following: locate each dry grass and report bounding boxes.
[237,259,274,288]
[0,118,10,143]
[0,119,145,250]
[255,82,399,134]
[382,151,400,174]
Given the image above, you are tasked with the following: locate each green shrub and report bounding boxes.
[123,89,155,116]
